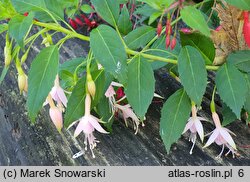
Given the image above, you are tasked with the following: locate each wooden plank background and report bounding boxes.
[0,31,249,166]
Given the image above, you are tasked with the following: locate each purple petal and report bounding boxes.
[194,119,204,142]
[220,128,237,150]
[89,116,108,134]
[204,129,219,148]
[57,87,68,107]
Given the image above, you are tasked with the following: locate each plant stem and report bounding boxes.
[126,48,219,71]
[33,21,90,41]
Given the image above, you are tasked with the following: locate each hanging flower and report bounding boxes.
[114,103,140,134]
[183,104,207,154]
[49,105,63,132]
[68,94,108,158]
[203,112,238,158]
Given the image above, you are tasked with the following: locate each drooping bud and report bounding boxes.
[4,34,12,67]
[49,106,63,132]
[87,73,96,99]
[166,34,171,49]
[23,12,29,16]
[69,18,77,30]
[166,19,172,35]
[170,36,177,50]
[157,21,162,37]
[243,11,250,48]
[80,14,92,27]
[18,72,28,94]
[116,87,125,100]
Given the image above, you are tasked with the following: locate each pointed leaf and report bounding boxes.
[0,24,8,34]
[178,46,207,105]
[90,25,127,83]
[160,89,191,153]
[27,46,59,122]
[180,32,215,65]
[125,26,155,50]
[224,0,250,11]
[118,6,132,35]
[244,74,250,112]
[125,55,155,118]
[216,63,248,118]
[227,50,250,73]
[91,0,119,27]
[8,13,34,48]
[180,6,210,37]
[222,103,237,126]
[64,77,86,128]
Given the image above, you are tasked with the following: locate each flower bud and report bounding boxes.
[87,73,96,99]
[170,37,176,50]
[157,21,162,37]
[49,106,63,132]
[166,19,172,35]
[4,45,11,66]
[180,28,191,34]
[75,17,84,26]
[166,34,171,49]
[69,18,77,30]
[18,72,28,94]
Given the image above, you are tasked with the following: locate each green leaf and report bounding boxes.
[8,13,34,48]
[125,55,155,118]
[244,74,250,112]
[64,77,86,128]
[91,0,119,27]
[148,35,179,70]
[59,58,86,73]
[160,89,191,153]
[0,24,8,34]
[180,32,215,65]
[222,103,237,126]
[148,12,161,25]
[118,6,132,35]
[0,0,17,20]
[180,6,210,37]
[11,0,73,21]
[227,50,250,73]
[178,46,207,105]
[215,63,248,118]
[90,25,127,83]
[224,0,250,10]
[27,46,59,122]
[137,0,175,10]
[125,26,155,50]
[64,69,106,127]
[80,4,95,14]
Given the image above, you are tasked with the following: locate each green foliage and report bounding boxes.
[244,74,250,113]
[80,4,95,14]
[178,46,207,105]
[216,63,248,118]
[90,25,127,84]
[180,32,215,65]
[160,89,191,153]
[137,0,174,10]
[91,0,120,27]
[8,13,34,48]
[124,26,155,50]
[227,50,250,73]
[27,46,59,122]
[222,103,237,126]
[118,6,132,35]
[64,77,86,128]
[0,0,17,20]
[0,24,8,34]
[224,0,250,10]
[180,6,210,37]
[125,55,155,118]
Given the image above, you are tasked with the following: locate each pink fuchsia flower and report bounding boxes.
[50,75,67,108]
[183,105,207,154]
[68,94,108,158]
[203,112,238,158]
[114,103,141,134]
[49,105,63,132]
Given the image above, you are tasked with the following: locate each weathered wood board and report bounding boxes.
[0,32,249,166]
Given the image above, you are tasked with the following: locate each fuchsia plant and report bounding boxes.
[0,0,250,159]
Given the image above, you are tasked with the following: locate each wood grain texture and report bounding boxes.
[0,32,249,166]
